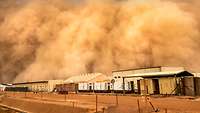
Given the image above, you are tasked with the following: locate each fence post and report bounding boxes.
[41,92,43,99]
[24,91,27,98]
[73,101,75,108]
[4,91,6,97]
[65,93,67,101]
[96,94,98,113]
[165,108,167,113]
[102,107,105,113]
[137,99,141,113]
[72,101,75,113]
[116,93,118,106]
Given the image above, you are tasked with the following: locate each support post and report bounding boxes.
[93,83,95,93]
[123,77,125,95]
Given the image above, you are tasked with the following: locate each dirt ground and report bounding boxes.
[0,92,200,113]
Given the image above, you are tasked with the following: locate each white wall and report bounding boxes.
[113,78,130,91]
[78,83,88,90]
[126,77,141,90]
[94,82,112,90]
[192,73,200,77]
[113,76,142,91]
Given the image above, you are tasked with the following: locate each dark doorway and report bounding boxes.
[152,79,160,94]
[137,80,141,94]
[108,83,110,91]
[130,81,135,93]
[89,83,92,91]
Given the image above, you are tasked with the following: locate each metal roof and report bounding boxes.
[12,80,48,85]
[89,75,112,83]
[112,66,161,72]
[64,73,107,83]
[123,71,193,78]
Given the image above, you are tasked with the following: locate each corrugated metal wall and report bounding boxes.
[194,77,200,95]
[159,78,176,94]
[140,79,153,95]
[183,77,195,96]
[48,80,64,92]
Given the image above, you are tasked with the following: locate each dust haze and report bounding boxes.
[0,0,199,82]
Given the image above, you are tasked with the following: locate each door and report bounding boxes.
[137,80,141,94]
[89,83,92,91]
[108,83,110,91]
[130,81,134,93]
[152,79,160,94]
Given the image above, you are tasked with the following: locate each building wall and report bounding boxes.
[78,82,112,91]
[94,82,108,91]
[0,84,6,91]
[48,80,64,92]
[78,82,95,91]
[13,80,64,92]
[192,73,200,77]
[159,77,176,94]
[13,82,48,92]
[194,77,200,95]
[183,77,195,96]
[78,83,88,90]
[140,79,154,95]
[93,82,112,91]
[113,78,130,91]
[126,77,142,91]
[94,82,108,90]
[30,82,48,92]
[55,83,78,93]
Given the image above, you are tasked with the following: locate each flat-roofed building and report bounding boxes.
[12,80,64,92]
[112,66,194,96]
[63,73,112,93]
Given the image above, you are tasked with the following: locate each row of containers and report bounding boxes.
[2,66,200,96]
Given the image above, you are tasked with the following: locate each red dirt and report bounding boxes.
[1,92,200,113]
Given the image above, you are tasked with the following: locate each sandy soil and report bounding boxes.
[0,92,200,113]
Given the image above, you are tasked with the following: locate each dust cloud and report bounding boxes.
[0,0,199,82]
